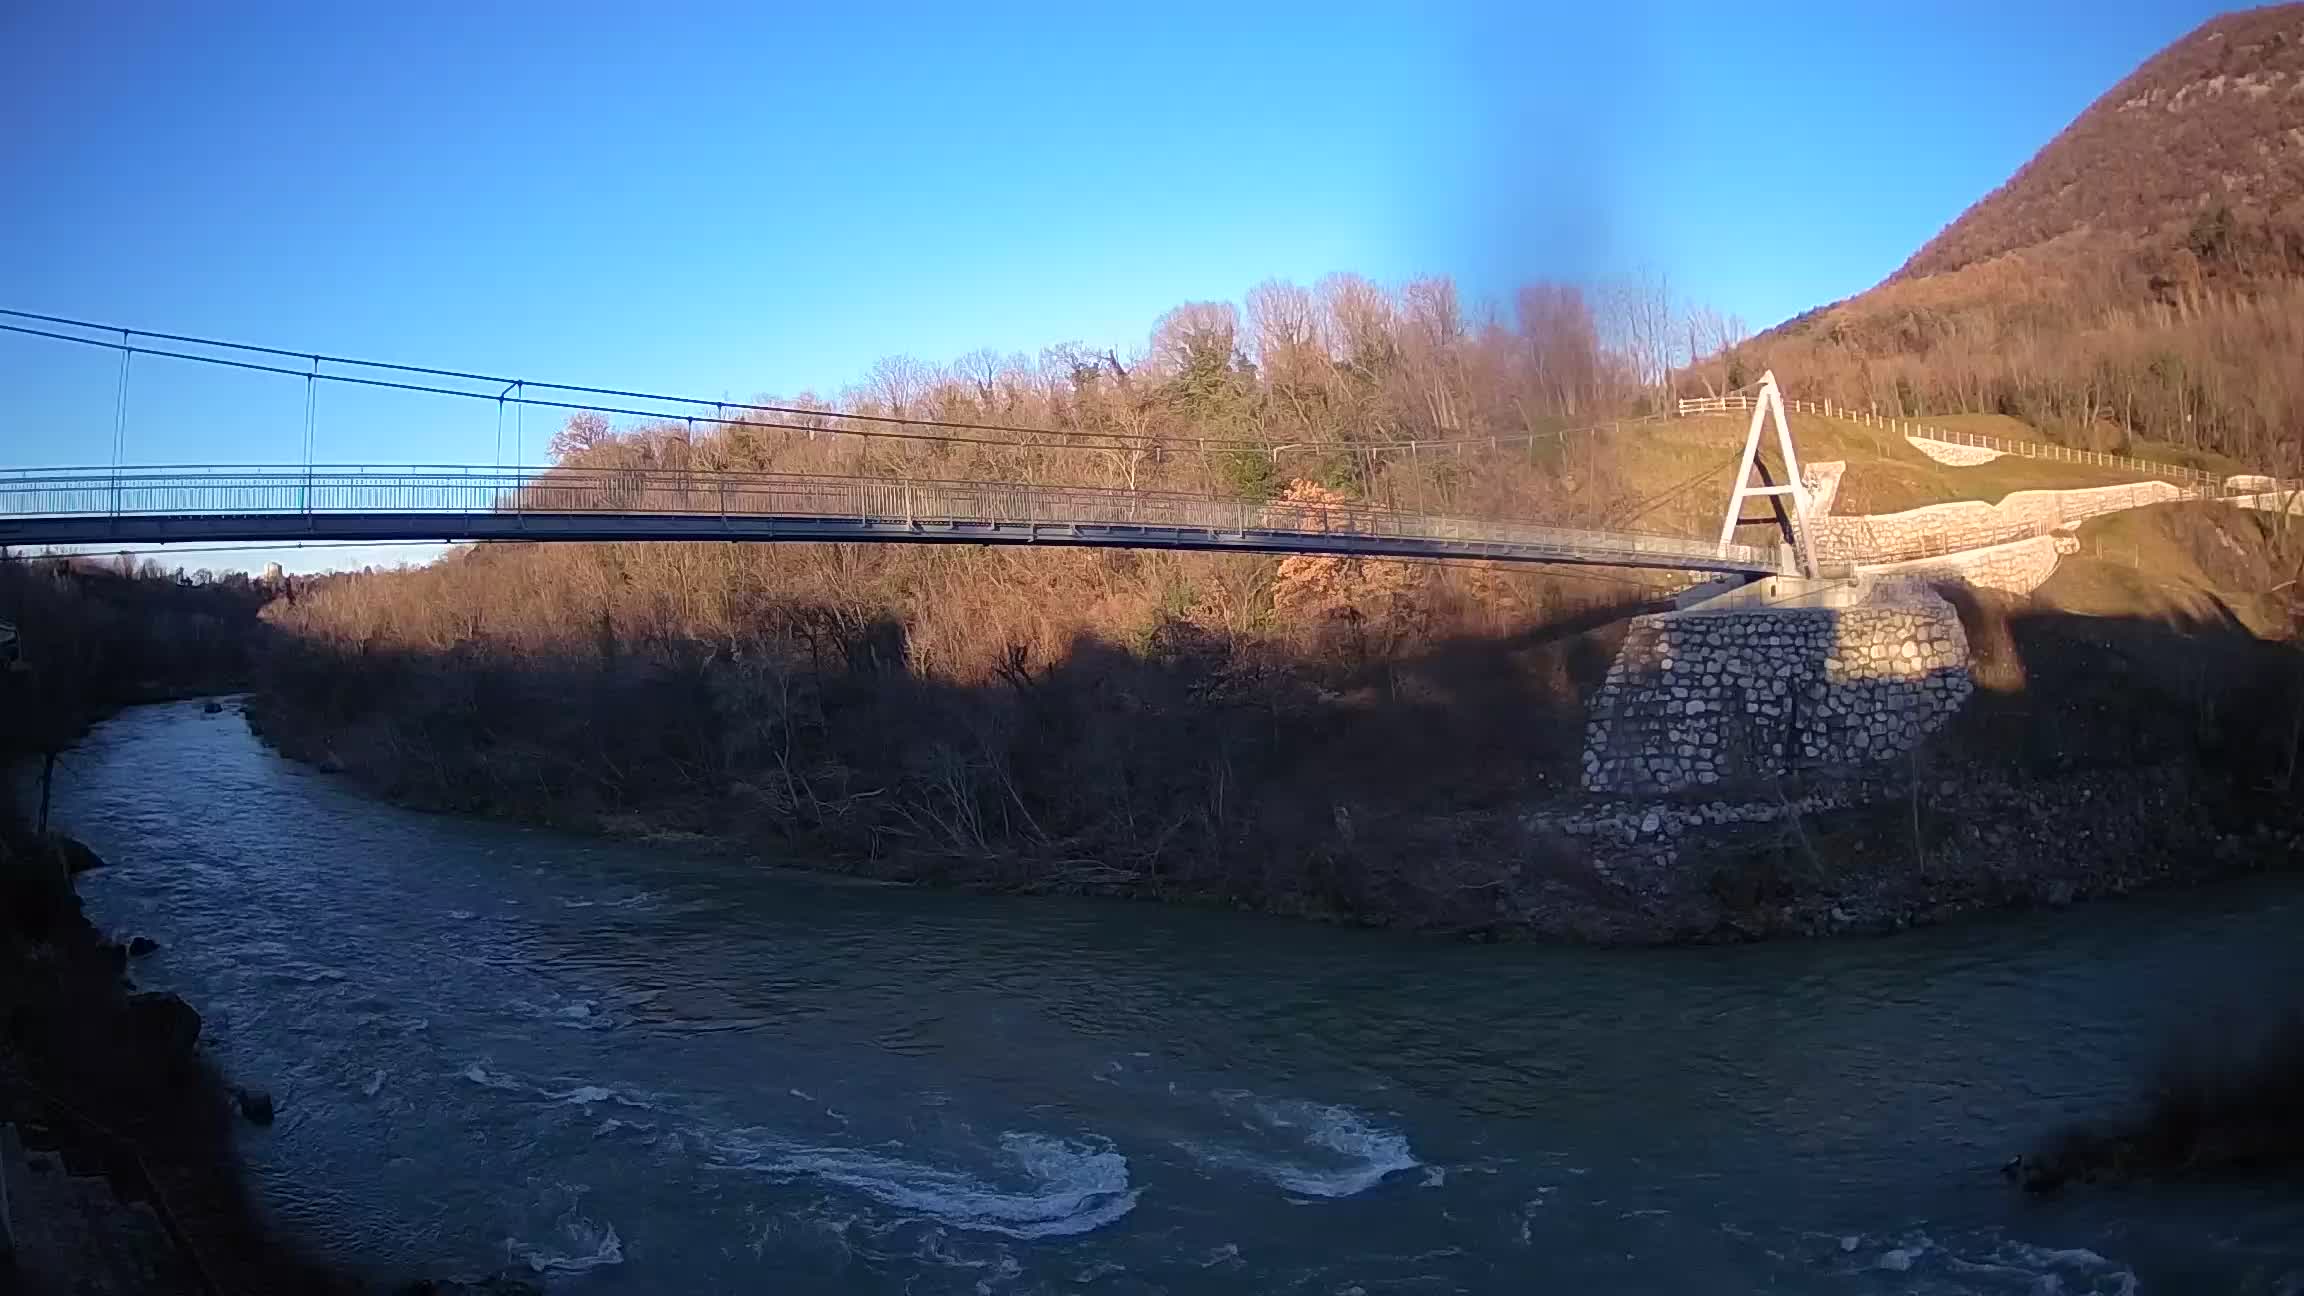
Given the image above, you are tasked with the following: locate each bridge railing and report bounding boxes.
[0,466,1779,571]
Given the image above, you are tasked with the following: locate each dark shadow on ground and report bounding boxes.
[1942,584,2304,792]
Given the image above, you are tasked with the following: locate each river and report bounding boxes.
[44,700,2304,1293]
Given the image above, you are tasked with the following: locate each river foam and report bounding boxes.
[1183,1093,1420,1198]
[456,1062,663,1112]
[505,994,626,1032]
[1823,1230,2141,1294]
[709,1128,1138,1240]
[455,1059,1134,1241]
[505,1196,625,1276]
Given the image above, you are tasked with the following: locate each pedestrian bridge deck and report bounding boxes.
[0,466,1785,576]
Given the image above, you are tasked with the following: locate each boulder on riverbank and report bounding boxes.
[229,1085,276,1126]
[123,986,202,1060]
[55,836,104,874]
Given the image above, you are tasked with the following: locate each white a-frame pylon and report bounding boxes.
[1715,370,1818,577]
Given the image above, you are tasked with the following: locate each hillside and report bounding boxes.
[1736,5,2304,471]
[1898,4,2304,283]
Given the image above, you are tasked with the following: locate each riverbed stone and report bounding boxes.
[123,992,201,1077]
[230,1086,276,1126]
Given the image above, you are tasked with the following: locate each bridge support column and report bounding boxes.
[1716,371,1819,578]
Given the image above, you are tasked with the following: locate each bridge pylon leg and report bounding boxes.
[1714,370,1818,578]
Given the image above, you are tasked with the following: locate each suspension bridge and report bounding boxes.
[0,466,1790,575]
[0,311,1807,578]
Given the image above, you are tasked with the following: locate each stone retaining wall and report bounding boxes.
[1582,585,1972,794]
[1809,479,2185,564]
[1856,533,2067,597]
[1907,436,2004,466]
[2231,490,2304,516]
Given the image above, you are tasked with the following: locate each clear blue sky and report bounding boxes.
[0,0,2234,569]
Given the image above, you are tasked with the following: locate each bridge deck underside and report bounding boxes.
[0,511,1781,575]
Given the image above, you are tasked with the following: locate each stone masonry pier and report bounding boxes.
[1581,580,1971,795]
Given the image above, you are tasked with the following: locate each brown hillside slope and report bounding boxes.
[1900,4,2304,282]
[1735,5,2304,470]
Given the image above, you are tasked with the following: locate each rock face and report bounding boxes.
[122,993,202,1074]
[55,838,105,875]
[1582,583,1973,795]
[1801,461,1847,516]
[126,936,160,957]
[1,830,516,1291]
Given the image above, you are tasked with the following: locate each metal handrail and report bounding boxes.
[0,465,1778,570]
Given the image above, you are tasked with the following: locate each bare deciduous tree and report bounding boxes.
[549,411,613,463]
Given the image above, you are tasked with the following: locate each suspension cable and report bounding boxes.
[0,308,1643,457]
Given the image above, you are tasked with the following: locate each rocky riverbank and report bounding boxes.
[1512,759,2301,943]
[0,825,541,1295]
